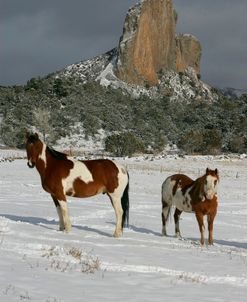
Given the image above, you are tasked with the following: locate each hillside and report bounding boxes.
[221,87,247,99]
[1,77,247,155]
[0,0,247,154]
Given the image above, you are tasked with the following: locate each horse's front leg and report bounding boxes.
[195,211,205,245]
[207,211,216,245]
[51,195,71,232]
[51,195,65,231]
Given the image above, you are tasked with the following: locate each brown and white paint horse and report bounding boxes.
[161,168,219,245]
[25,133,129,237]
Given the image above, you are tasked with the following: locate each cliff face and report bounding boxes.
[116,0,176,86]
[116,0,202,86]
[176,34,201,76]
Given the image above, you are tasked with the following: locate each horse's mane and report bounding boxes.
[46,146,68,161]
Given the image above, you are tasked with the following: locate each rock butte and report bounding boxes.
[116,0,201,86]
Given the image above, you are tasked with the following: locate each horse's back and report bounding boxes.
[162,174,193,188]
[82,159,128,192]
[82,159,126,178]
[162,174,194,202]
[81,158,117,174]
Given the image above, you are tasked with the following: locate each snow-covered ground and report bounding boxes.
[0,153,247,301]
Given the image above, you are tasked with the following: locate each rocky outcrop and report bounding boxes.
[58,0,215,102]
[116,0,202,86]
[116,0,177,86]
[176,34,201,76]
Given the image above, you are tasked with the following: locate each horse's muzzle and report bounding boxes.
[205,192,215,200]
[27,161,35,168]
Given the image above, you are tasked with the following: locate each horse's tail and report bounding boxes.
[121,172,130,229]
[161,195,173,222]
[167,204,172,222]
[161,178,173,236]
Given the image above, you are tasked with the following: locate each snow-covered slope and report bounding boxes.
[0,154,247,301]
[59,48,117,84]
[56,49,217,102]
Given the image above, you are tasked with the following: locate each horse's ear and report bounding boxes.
[215,168,218,175]
[26,132,39,143]
[206,167,209,174]
[26,131,31,139]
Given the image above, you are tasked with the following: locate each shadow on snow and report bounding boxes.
[0,214,111,237]
[1,214,247,249]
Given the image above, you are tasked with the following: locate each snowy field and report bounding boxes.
[0,152,247,301]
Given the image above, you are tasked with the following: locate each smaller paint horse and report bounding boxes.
[161,168,219,245]
[25,133,129,237]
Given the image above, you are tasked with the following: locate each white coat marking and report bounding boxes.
[39,143,47,168]
[162,179,192,213]
[204,175,218,200]
[62,160,93,196]
[111,163,128,197]
[173,185,193,213]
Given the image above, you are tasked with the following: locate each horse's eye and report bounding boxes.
[214,180,217,186]
[204,180,207,185]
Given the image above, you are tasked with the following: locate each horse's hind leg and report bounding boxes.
[174,208,182,238]
[161,200,171,236]
[161,180,173,236]
[108,194,123,238]
[51,195,71,232]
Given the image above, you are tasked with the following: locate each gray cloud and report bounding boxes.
[1,0,246,89]
[173,0,247,89]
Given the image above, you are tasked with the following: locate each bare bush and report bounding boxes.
[42,246,100,274]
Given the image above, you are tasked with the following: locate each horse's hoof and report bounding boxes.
[59,224,71,232]
[161,228,167,236]
[113,231,122,238]
[64,225,72,233]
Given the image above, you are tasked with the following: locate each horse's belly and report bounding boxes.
[65,178,106,198]
[72,186,105,198]
[173,192,193,213]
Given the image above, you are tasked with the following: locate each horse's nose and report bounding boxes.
[206,191,214,200]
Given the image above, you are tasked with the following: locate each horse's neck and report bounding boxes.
[190,176,204,201]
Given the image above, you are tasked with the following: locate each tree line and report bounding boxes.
[0,75,247,156]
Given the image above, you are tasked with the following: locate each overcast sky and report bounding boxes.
[1,0,246,89]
